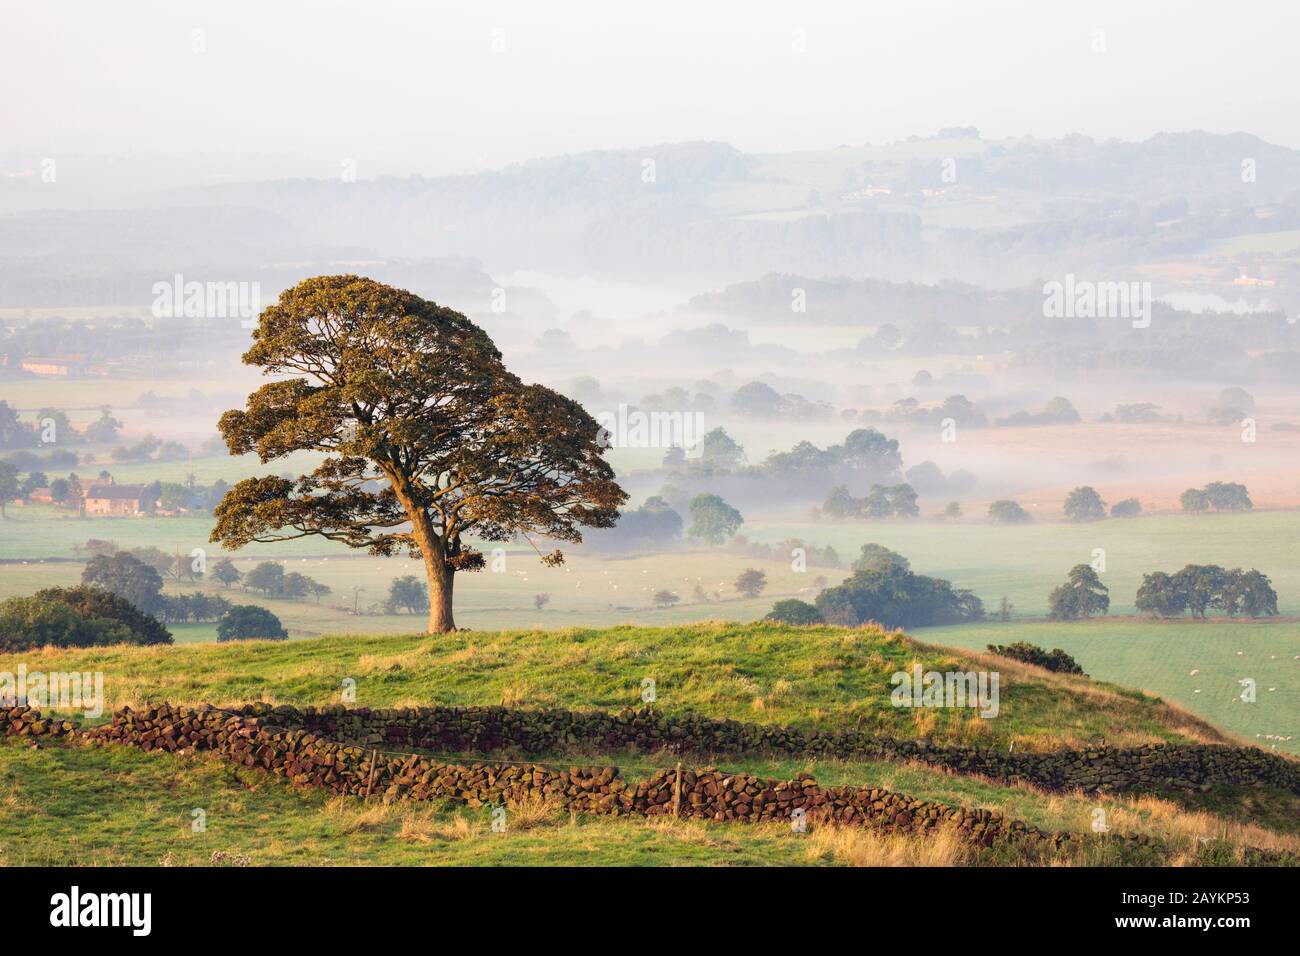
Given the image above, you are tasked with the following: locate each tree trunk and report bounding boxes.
[425,558,455,633]
[392,482,457,634]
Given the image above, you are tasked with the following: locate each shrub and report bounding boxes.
[764,599,824,625]
[987,641,1086,676]
[35,585,172,645]
[0,597,118,652]
[1110,497,1141,518]
[652,590,680,608]
[216,605,288,641]
[987,499,1031,523]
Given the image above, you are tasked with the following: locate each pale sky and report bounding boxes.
[3,0,1298,179]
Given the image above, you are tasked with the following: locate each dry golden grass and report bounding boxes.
[935,642,1241,749]
[1093,793,1300,860]
[399,810,474,843]
[806,823,968,866]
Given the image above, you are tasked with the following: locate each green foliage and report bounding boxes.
[0,461,19,516]
[216,605,287,641]
[652,589,680,608]
[1110,497,1142,518]
[764,599,823,625]
[209,275,626,633]
[35,585,173,645]
[1135,565,1279,620]
[987,499,1031,523]
[697,427,745,471]
[687,493,743,545]
[83,406,123,444]
[850,543,911,574]
[1181,482,1252,513]
[157,592,231,625]
[245,561,286,596]
[821,483,918,519]
[211,558,242,588]
[813,559,983,629]
[730,380,782,418]
[1063,486,1107,522]
[987,640,1086,675]
[733,568,767,598]
[386,575,429,615]
[0,597,112,651]
[80,551,165,615]
[1134,571,1187,618]
[1047,564,1110,620]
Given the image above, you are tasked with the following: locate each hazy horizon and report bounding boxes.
[4,0,1299,187]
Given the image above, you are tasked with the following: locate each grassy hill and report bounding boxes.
[927,619,1299,755]
[4,622,1297,867]
[1,622,1237,751]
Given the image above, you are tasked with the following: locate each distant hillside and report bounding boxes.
[138,131,1300,285]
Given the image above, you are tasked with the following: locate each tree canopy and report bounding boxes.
[209,276,626,632]
[1047,564,1110,620]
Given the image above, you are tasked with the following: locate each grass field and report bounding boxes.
[4,733,1294,866]
[2,622,1296,866]
[751,511,1300,615]
[922,619,1299,755]
[0,622,1242,750]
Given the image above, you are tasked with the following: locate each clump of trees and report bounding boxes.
[808,553,983,629]
[765,599,823,625]
[760,428,903,484]
[995,396,1081,427]
[81,551,166,616]
[987,641,1086,676]
[1135,566,1278,619]
[1047,564,1110,620]
[0,585,173,652]
[157,592,232,625]
[987,499,1031,523]
[587,496,682,551]
[1110,497,1142,518]
[687,493,743,544]
[243,562,331,603]
[217,605,288,641]
[1062,486,1106,522]
[1180,481,1252,513]
[822,483,919,519]
[385,576,429,615]
[727,535,840,568]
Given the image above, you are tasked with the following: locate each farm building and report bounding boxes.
[83,483,151,516]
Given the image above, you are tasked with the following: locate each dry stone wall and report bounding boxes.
[1,702,1143,852]
[262,702,1300,796]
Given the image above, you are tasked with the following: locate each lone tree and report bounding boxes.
[217,605,288,642]
[1047,564,1110,620]
[210,276,626,633]
[687,493,743,545]
[734,568,768,598]
[1063,485,1107,522]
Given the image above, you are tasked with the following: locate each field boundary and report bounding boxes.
[213,702,1300,796]
[0,701,1149,857]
